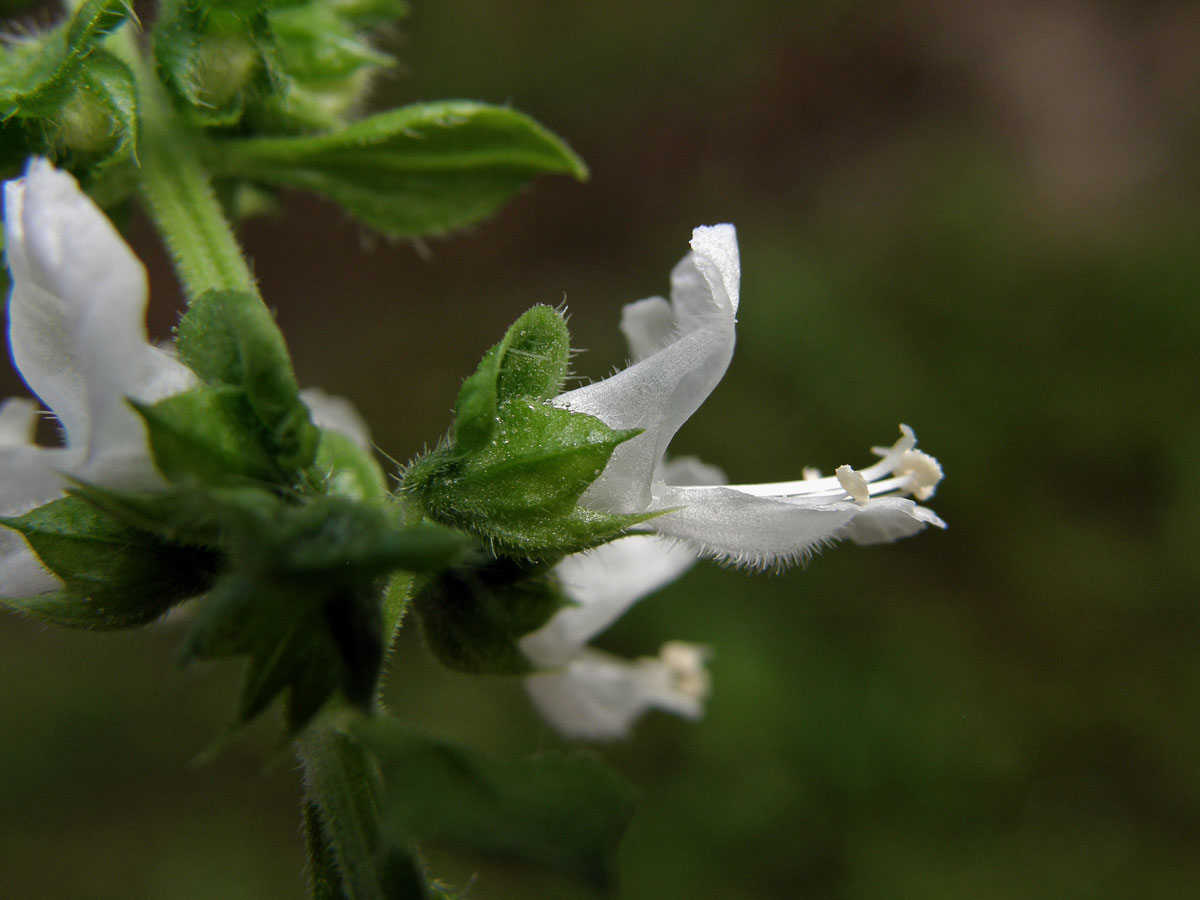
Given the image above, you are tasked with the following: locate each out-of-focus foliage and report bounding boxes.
[2,0,1198,898]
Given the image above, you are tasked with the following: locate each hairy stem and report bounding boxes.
[133,59,256,300]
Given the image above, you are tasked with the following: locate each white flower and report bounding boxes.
[520,534,709,739]
[554,224,945,570]
[0,159,197,597]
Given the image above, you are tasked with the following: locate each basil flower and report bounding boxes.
[554,225,945,570]
[0,159,198,597]
[521,534,709,739]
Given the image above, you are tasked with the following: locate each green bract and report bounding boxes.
[180,491,466,733]
[206,102,588,237]
[405,305,651,559]
[134,287,320,494]
[153,0,272,127]
[0,495,217,628]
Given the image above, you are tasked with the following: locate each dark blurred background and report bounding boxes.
[3,1,1200,897]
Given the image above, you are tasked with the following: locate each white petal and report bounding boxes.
[660,454,727,487]
[0,397,38,445]
[525,644,709,740]
[619,296,675,363]
[3,159,195,484]
[554,225,740,513]
[519,535,697,666]
[649,484,941,570]
[301,387,372,451]
[834,501,947,545]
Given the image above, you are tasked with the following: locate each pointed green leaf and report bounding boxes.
[0,496,218,628]
[356,717,636,892]
[184,573,379,730]
[207,102,587,237]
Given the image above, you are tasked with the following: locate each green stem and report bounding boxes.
[133,59,255,300]
[298,719,428,900]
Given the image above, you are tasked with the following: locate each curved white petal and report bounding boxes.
[301,387,372,451]
[834,502,946,545]
[3,159,195,486]
[554,225,739,512]
[650,484,942,570]
[520,535,698,667]
[525,643,709,740]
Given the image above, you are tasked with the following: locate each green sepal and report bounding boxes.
[206,101,588,238]
[407,401,649,557]
[175,288,318,475]
[356,716,637,892]
[0,0,137,173]
[184,570,383,730]
[0,495,218,629]
[411,556,563,675]
[269,4,393,83]
[152,0,270,127]
[454,304,570,452]
[65,479,227,547]
[407,305,650,557]
[132,385,288,485]
[315,428,388,501]
[0,0,132,116]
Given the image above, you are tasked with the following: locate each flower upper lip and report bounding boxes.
[0,159,198,596]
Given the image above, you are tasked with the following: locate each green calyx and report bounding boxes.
[0,0,138,176]
[405,305,650,560]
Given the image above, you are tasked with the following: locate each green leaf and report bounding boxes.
[357,717,636,892]
[412,557,562,674]
[0,496,218,628]
[176,288,318,474]
[207,101,588,237]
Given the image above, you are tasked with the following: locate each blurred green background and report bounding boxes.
[3,1,1200,897]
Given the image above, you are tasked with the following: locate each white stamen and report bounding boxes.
[896,449,943,501]
[688,425,943,507]
[835,465,870,502]
[660,641,711,701]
